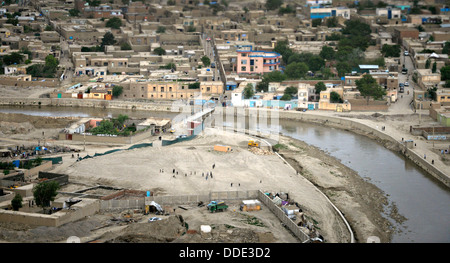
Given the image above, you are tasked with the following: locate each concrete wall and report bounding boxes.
[38,171,69,185]
[0,198,100,227]
[0,98,180,112]
[257,190,310,242]
[59,128,153,144]
[23,161,52,178]
[0,190,14,203]
[0,78,60,88]
[221,107,449,187]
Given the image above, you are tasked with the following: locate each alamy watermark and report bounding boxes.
[170,92,280,143]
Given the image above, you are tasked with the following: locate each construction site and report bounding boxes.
[0,111,396,243]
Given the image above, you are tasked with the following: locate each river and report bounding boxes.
[1,105,449,243]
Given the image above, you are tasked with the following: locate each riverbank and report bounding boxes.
[268,109,450,188]
[0,112,391,243]
[274,135,395,243]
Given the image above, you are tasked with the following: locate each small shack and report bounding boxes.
[214,145,232,152]
[240,200,261,211]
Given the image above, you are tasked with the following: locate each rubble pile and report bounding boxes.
[248,147,273,155]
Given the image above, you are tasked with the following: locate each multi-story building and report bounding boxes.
[376,8,401,20]
[236,47,281,75]
[308,6,351,20]
[121,81,223,100]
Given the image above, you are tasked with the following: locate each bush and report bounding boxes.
[11,194,23,211]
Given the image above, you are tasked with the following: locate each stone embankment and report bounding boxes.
[1,97,448,187]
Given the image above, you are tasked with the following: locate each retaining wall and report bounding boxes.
[0,98,179,112]
[257,191,310,242]
[217,107,450,187]
[23,161,53,178]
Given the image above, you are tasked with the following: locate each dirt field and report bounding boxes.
[0,112,395,243]
[0,86,55,98]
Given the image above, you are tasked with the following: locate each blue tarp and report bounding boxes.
[12,160,20,168]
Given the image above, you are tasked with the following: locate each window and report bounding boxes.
[207,87,211,92]
[241,60,247,65]
[241,66,246,71]
[250,59,254,66]
[169,87,172,92]
[161,87,164,92]
[241,53,247,57]
[153,87,156,91]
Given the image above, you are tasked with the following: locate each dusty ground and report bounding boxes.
[276,136,394,243]
[0,112,407,243]
[0,86,55,98]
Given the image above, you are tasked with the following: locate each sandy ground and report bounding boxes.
[2,109,445,243]
[0,86,55,98]
[59,128,353,243]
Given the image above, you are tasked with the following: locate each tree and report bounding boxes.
[6,18,18,26]
[160,63,176,70]
[442,41,450,55]
[279,5,295,15]
[187,25,196,32]
[2,52,24,65]
[336,61,351,77]
[320,46,335,60]
[440,66,450,80]
[106,17,122,29]
[120,42,132,50]
[243,84,255,99]
[188,82,200,89]
[265,0,283,10]
[33,181,60,213]
[112,85,123,97]
[432,61,437,73]
[425,59,431,69]
[69,9,80,17]
[156,26,166,33]
[101,32,116,48]
[280,94,292,101]
[381,44,401,57]
[315,82,327,95]
[256,70,286,92]
[201,56,211,67]
[427,86,437,101]
[284,86,298,97]
[355,74,386,105]
[326,17,339,27]
[11,194,23,211]
[45,54,59,69]
[312,18,322,27]
[330,91,343,103]
[153,47,166,56]
[285,62,309,79]
[86,0,101,6]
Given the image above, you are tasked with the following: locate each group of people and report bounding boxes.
[160,163,217,180]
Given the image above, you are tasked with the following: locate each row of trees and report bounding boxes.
[270,18,380,80]
[11,181,60,213]
[89,114,135,136]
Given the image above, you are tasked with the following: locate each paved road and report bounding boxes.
[388,51,416,115]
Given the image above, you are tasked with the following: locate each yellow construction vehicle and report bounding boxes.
[248,140,259,148]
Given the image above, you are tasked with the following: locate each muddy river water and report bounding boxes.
[1,106,449,243]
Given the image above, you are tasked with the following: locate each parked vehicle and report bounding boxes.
[207,201,228,213]
[148,217,161,222]
[402,67,408,74]
[404,82,409,86]
[404,51,409,56]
